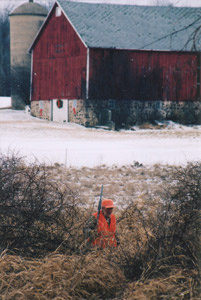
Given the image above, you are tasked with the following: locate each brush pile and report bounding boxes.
[0,154,200,299]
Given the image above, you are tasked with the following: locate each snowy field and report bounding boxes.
[0,109,201,167]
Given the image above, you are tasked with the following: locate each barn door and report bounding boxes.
[51,99,68,122]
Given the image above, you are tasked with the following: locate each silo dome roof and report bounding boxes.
[10,2,48,16]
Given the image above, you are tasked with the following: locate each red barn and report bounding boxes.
[29,0,201,127]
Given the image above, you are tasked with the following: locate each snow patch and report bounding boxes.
[0,97,11,109]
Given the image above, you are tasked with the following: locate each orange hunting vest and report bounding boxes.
[92,211,117,248]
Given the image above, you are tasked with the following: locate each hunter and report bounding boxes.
[84,199,119,248]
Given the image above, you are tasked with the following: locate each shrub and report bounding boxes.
[116,162,200,291]
[0,153,85,257]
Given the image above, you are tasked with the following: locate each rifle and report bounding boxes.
[97,184,103,222]
[83,185,103,248]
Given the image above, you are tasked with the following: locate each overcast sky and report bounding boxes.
[0,0,201,10]
[74,0,201,6]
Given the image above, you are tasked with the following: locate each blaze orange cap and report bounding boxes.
[102,199,115,208]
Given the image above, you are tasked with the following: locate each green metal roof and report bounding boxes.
[57,0,201,52]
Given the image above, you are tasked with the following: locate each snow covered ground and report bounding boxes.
[0,97,11,109]
[0,109,201,167]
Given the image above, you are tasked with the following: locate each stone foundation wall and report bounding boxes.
[31,99,201,128]
[31,100,51,120]
[83,99,201,127]
[68,99,99,126]
[123,100,201,126]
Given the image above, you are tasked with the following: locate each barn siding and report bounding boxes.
[89,49,198,102]
[31,4,87,101]
[197,53,201,101]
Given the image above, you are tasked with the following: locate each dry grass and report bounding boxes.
[0,252,125,300]
[48,163,177,209]
[121,269,200,300]
[0,156,200,299]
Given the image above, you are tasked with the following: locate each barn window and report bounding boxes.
[55,7,62,17]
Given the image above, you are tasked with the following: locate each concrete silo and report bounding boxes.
[9,0,48,109]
